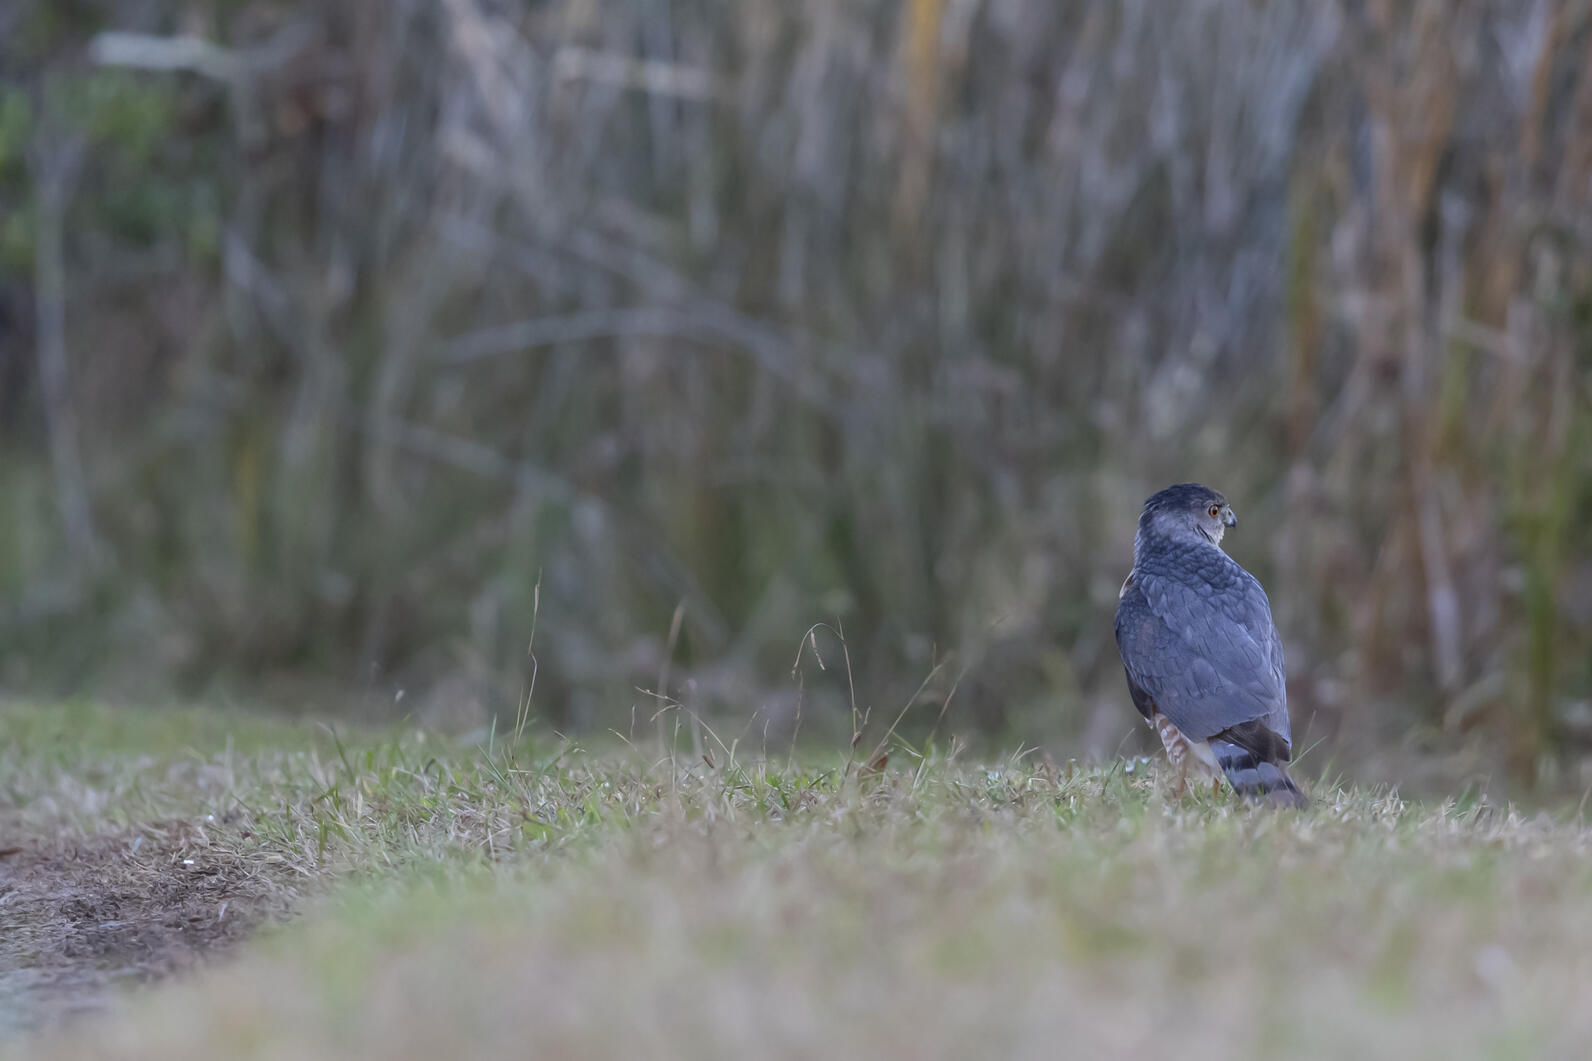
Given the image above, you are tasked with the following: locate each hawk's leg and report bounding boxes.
[1151,712,1191,796]
[1151,712,1223,797]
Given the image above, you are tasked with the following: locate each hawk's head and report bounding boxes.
[1138,483,1236,548]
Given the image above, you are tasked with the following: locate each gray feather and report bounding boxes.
[1116,539,1290,746]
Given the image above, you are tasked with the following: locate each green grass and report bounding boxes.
[3,701,1592,1059]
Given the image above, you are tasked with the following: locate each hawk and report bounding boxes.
[1114,483,1306,808]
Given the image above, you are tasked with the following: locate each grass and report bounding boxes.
[3,700,1592,1059]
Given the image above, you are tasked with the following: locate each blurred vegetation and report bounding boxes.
[1,0,1591,784]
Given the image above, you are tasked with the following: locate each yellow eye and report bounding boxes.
[1208,505,1220,518]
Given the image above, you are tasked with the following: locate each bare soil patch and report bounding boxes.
[0,822,301,1033]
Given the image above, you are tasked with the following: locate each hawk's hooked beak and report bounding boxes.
[1221,507,1237,528]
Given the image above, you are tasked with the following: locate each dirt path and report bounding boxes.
[0,823,301,1034]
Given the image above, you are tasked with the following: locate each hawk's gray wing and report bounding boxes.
[1113,541,1290,749]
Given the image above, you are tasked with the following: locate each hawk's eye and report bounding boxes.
[1208,505,1220,518]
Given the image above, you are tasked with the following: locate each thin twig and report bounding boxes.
[29,122,101,570]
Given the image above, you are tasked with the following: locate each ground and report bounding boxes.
[2,700,1590,1059]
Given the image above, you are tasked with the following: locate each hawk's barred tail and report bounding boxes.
[1212,742,1308,809]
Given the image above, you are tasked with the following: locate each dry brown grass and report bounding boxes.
[4,702,1592,1059]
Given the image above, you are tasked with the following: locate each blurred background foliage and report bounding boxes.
[2,0,1591,789]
